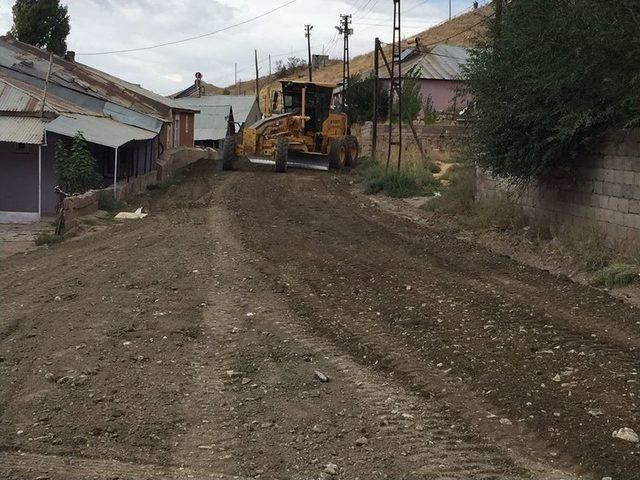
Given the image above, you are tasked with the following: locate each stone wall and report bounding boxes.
[476,129,640,244]
[62,147,217,222]
[356,122,470,158]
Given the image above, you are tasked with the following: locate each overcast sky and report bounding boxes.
[0,0,482,95]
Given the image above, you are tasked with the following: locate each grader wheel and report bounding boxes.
[274,136,289,173]
[222,135,236,171]
[344,136,360,167]
[329,139,348,170]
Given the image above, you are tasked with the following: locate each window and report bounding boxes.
[185,114,190,134]
[13,143,29,153]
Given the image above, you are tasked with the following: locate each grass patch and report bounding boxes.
[554,223,611,272]
[593,264,640,287]
[147,171,186,191]
[35,232,63,246]
[356,158,440,198]
[97,190,127,212]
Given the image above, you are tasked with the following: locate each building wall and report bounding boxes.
[476,129,640,244]
[381,79,471,113]
[0,142,39,213]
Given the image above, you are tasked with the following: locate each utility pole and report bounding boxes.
[254,50,260,112]
[234,63,238,94]
[387,0,402,171]
[372,38,380,163]
[336,14,353,110]
[305,24,313,82]
[269,54,272,77]
[449,0,452,21]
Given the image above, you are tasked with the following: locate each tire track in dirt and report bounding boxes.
[222,167,640,479]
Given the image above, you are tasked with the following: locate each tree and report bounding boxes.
[343,73,389,125]
[54,133,103,194]
[398,66,423,123]
[464,0,640,181]
[9,0,70,55]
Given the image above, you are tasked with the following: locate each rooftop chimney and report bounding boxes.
[64,51,76,62]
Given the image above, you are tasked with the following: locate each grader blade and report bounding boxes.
[248,153,330,171]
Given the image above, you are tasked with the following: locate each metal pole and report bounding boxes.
[372,38,380,162]
[38,144,42,218]
[113,147,119,199]
[269,54,272,76]
[305,25,313,82]
[40,53,53,118]
[449,0,452,21]
[254,50,260,112]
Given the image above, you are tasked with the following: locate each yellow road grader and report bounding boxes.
[223,80,359,172]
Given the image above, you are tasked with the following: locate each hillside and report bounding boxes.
[228,4,492,109]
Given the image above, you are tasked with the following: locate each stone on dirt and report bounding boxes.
[612,427,639,443]
[355,436,368,446]
[314,370,330,383]
[324,463,339,475]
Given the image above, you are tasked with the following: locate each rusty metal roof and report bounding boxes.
[0,37,196,123]
[0,71,95,115]
[0,116,45,144]
[381,45,470,81]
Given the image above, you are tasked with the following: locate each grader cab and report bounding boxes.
[223,81,359,172]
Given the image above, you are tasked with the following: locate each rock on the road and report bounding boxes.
[612,427,639,443]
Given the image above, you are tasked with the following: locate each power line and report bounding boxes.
[76,0,299,56]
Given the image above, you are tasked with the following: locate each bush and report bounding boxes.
[35,232,62,246]
[425,166,476,215]
[464,0,640,181]
[54,133,103,194]
[97,190,126,212]
[593,264,640,288]
[356,158,440,198]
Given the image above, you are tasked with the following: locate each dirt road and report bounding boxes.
[1,159,639,479]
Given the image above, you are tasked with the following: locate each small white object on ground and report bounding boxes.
[115,208,148,220]
[612,427,639,443]
[324,463,339,475]
[314,370,329,383]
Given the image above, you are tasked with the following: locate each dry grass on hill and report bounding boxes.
[227,5,492,109]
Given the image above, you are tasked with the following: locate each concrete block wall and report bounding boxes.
[476,129,640,244]
[357,122,469,158]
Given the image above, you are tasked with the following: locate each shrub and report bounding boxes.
[464,0,640,181]
[593,264,640,288]
[356,158,440,198]
[425,166,476,215]
[35,232,62,246]
[97,190,126,212]
[54,133,103,194]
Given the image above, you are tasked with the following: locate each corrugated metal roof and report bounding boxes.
[0,37,196,123]
[173,95,257,124]
[46,114,157,148]
[0,71,96,115]
[381,45,470,81]
[0,116,45,144]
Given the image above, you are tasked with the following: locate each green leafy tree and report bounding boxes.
[344,73,389,124]
[422,94,438,125]
[464,0,640,181]
[397,66,423,123]
[9,0,70,55]
[54,133,103,194]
